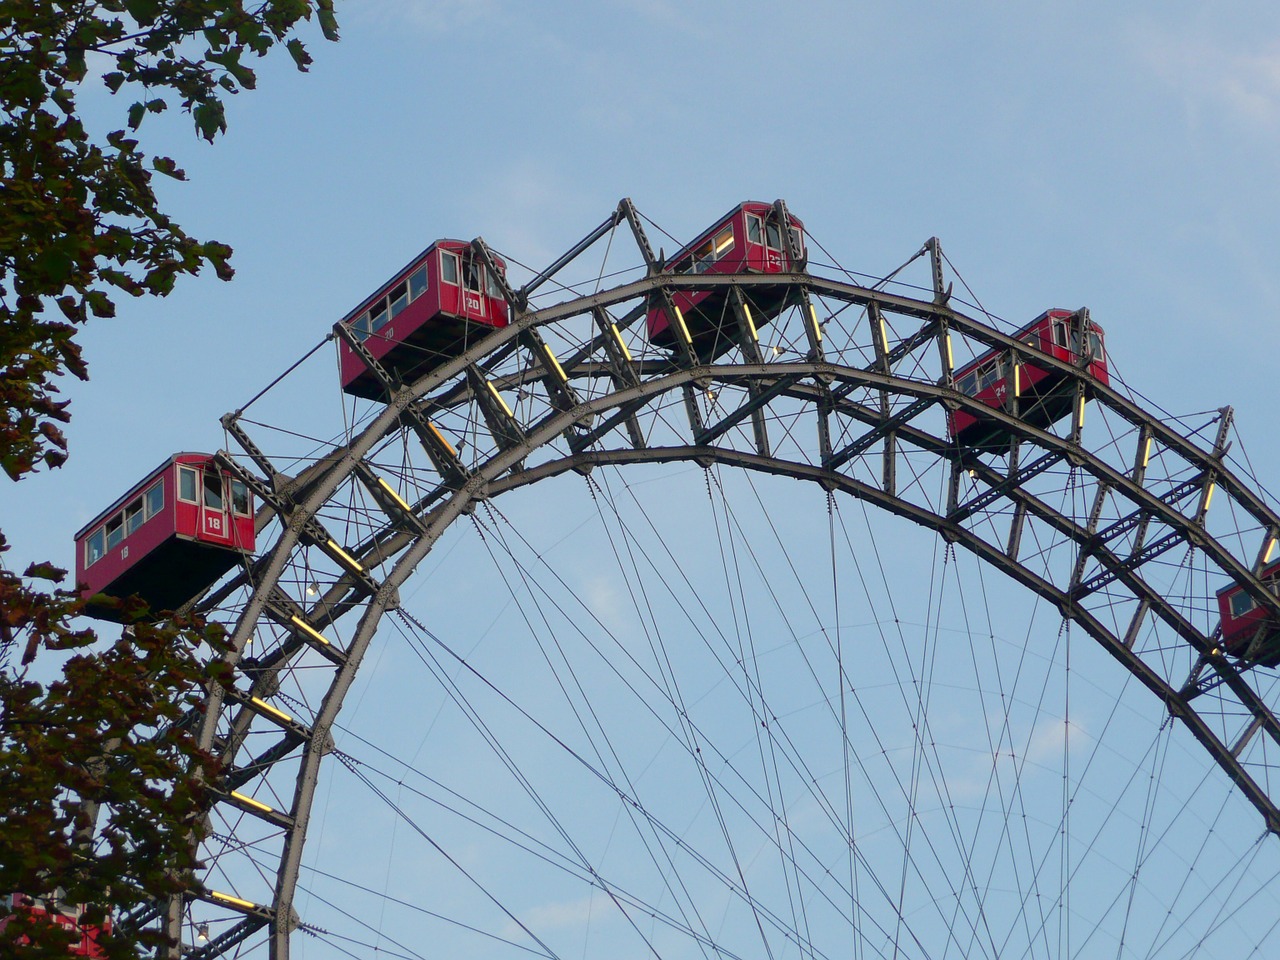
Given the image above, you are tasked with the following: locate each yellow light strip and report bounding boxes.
[542,344,570,384]
[1264,536,1277,564]
[485,380,515,418]
[289,615,331,647]
[230,791,274,814]
[1141,436,1152,469]
[210,892,257,911]
[1076,394,1086,430]
[809,304,823,344]
[943,332,953,371]
[1013,363,1022,398]
[1203,481,1216,513]
[609,324,633,362]
[375,477,412,513]
[427,421,458,458]
[740,303,759,343]
[877,314,889,357]
[326,539,365,574]
[250,697,292,724]
[672,306,693,348]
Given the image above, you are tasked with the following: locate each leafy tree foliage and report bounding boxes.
[1,1,337,955]
[0,574,232,959]
[1,0,338,480]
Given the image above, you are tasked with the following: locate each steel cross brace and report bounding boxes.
[824,396,935,471]
[949,450,1063,523]
[333,321,469,489]
[832,318,942,402]
[589,306,646,449]
[1076,530,1193,600]
[213,452,384,598]
[184,910,273,959]
[695,372,803,448]
[221,734,305,792]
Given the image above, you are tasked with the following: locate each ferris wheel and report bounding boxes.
[84,199,1280,958]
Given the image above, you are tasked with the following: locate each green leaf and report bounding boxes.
[152,156,187,180]
[318,1,340,41]
[51,86,75,114]
[84,291,116,318]
[23,561,68,582]
[192,101,227,142]
[127,101,146,129]
[35,247,74,284]
[286,37,312,72]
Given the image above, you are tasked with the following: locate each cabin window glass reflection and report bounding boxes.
[1232,590,1256,618]
[179,467,199,503]
[747,214,763,244]
[352,313,370,341]
[441,251,459,284]
[203,472,223,510]
[408,265,428,301]
[86,530,105,567]
[231,479,250,516]
[145,483,163,520]
[692,238,714,273]
[714,227,734,259]
[788,227,803,257]
[389,281,409,319]
[369,300,388,333]
[106,516,123,550]
[125,498,144,536]
[765,222,782,250]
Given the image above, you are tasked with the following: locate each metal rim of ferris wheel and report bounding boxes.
[129,200,1280,958]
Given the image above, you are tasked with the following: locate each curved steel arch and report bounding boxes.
[160,220,1280,958]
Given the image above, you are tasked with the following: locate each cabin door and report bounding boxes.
[763,218,786,269]
[461,257,487,321]
[198,468,235,546]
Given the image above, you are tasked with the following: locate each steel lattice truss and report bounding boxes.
[127,202,1280,958]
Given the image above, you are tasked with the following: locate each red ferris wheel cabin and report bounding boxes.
[73,454,255,622]
[647,201,806,361]
[338,240,512,400]
[1,893,111,957]
[948,309,1110,449]
[1216,559,1280,665]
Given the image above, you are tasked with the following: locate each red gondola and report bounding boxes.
[1,893,110,957]
[646,201,805,361]
[1216,559,1280,664]
[338,240,511,400]
[73,454,255,622]
[948,308,1110,448]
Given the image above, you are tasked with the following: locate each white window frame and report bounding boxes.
[145,482,164,520]
[440,250,460,285]
[179,466,200,503]
[85,529,105,567]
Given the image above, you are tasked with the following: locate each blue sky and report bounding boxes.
[7,3,1280,957]
[9,1,1280,559]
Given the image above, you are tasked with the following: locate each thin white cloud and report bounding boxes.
[584,573,633,635]
[1136,26,1280,129]
[505,891,619,938]
[1022,715,1090,767]
[352,0,501,34]
[932,712,1091,802]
